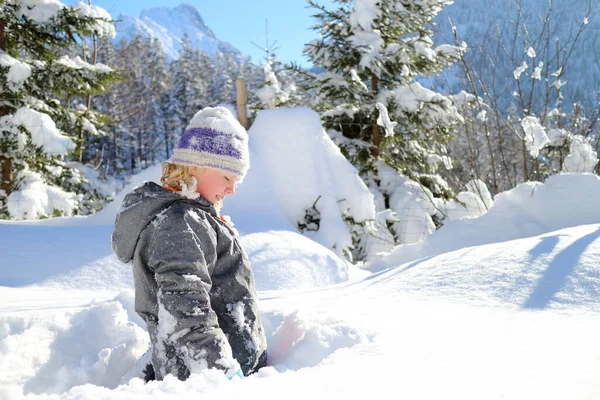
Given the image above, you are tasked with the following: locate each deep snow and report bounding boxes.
[1,108,599,399]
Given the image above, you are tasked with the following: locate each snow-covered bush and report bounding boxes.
[444,1,599,195]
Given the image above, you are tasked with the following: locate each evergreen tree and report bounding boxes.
[94,36,125,178]
[0,0,117,219]
[137,38,170,166]
[184,46,211,114]
[252,56,307,110]
[304,0,462,192]
[104,35,172,174]
[301,0,466,257]
[208,52,241,106]
[168,35,196,142]
[113,35,147,174]
[146,39,171,161]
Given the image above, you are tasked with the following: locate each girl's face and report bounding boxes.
[190,168,238,204]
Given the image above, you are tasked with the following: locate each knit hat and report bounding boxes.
[170,107,249,180]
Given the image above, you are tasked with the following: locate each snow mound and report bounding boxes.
[0,290,376,399]
[247,107,375,257]
[365,223,600,311]
[0,293,148,397]
[242,231,366,291]
[372,173,600,270]
[0,221,356,292]
[263,309,375,369]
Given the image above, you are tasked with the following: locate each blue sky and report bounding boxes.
[72,0,335,66]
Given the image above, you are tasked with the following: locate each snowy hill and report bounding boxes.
[114,4,245,61]
[1,108,600,399]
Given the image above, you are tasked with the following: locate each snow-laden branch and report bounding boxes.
[8,107,75,156]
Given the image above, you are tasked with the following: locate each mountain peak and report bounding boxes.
[138,4,215,39]
[113,3,243,62]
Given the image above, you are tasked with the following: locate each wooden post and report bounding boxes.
[236,78,248,129]
[0,21,12,198]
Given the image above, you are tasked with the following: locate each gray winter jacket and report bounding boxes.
[112,181,267,380]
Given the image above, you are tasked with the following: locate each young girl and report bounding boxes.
[112,107,267,381]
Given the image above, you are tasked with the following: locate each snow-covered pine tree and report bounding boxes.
[302,0,465,258]
[191,50,214,113]
[252,55,310,110]
[305,0,461,185]
[168,35,197,142]
[134,37,170,167]
[95,37,133,178]
[145,39,172,161]
[208,51,246,106]
[110,35,148,174]
[0,0,116,219]
[254,57,291,109]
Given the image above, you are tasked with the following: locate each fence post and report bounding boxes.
[236,78,248,129]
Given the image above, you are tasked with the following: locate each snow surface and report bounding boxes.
[1,108,600,399]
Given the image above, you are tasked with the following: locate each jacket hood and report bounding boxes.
[111,181,214,263]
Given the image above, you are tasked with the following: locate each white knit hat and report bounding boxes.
[170,107,249,179]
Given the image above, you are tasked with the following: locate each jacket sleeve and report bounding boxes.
[147,205,240,380]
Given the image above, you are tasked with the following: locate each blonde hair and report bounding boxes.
[160,162,224,210]
[160,162,196,192]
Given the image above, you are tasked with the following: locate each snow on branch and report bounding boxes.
[10,107,75,156]
[10,0,64,24]
[9,0,115,38]
[563,136,599,173]
[72,1,116,38]
[0,51,32,91]
[56,55,113,73]
[7,169,79,220]
[378,82,463,124]
[520,116,550,158]
[348,0,382,31]
[376,102,396,137]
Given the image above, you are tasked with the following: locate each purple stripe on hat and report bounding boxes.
[177,127,244,159]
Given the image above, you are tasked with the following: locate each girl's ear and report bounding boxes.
[188,166,199,179]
